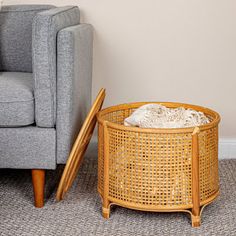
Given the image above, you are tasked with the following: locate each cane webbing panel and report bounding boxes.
[97,102,220,210]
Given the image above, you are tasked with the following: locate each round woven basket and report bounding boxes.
[97,102,220,227]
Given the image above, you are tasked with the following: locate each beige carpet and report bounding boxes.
[0,145,235,236]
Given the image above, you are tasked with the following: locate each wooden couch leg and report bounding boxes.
[32,169,45,208]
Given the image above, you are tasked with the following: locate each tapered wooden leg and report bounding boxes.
[32,169,45,208]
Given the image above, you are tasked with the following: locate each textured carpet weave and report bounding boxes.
[0,146,236,236]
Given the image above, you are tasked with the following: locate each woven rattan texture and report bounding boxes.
[198,127,219,203]
[97,102,219,211]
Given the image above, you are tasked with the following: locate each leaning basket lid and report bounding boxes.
[56,88,106,201]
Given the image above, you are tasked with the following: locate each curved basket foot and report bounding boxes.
[102,206,110,219]
[191,215,201,227]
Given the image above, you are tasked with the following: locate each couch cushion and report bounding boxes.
[0,5,54,72]
[0,72,34,127]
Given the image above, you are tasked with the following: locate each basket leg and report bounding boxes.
[102,123,110,219]
[102,201,110,219]
[191,213,201,227]
[191,127,201,227]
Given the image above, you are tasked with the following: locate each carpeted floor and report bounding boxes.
[0,144,236,236]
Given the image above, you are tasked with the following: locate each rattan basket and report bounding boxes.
[97,102,220,227]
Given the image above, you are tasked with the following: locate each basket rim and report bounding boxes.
[97,101,221,133]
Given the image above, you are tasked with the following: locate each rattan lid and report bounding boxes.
[56,88,106,201]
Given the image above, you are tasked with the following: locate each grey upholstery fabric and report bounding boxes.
[0,5,54,72]
[33,6,80,128]
[56,24,93,164]
[0,127,56,169]
[0,72,34,127]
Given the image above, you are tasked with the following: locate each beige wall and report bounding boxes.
[4,0,236,137]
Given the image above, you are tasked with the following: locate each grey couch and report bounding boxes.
[0,5,93,207]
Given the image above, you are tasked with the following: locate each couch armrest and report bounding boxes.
[56,24,93,164]
[32,6,80,128]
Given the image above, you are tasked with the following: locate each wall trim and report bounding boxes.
[219,138,236,159]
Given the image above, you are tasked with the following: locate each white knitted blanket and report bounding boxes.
[124,104,210,128]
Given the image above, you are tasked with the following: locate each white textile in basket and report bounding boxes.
[124,104,210,128]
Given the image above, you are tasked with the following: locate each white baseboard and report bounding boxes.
[91,136,236,160]
[219,138,236,159]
